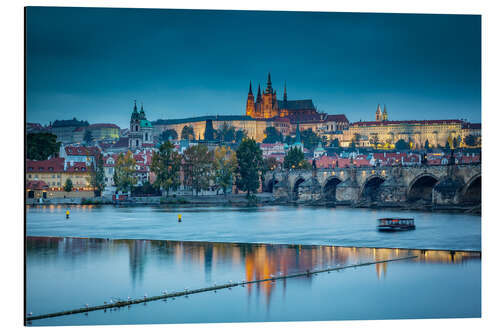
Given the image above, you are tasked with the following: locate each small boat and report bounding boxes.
[377,218,415,232]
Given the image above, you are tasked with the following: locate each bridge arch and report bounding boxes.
[264,177,279,193]
[461,174,481,205]
[360,175,386,202]
[322,176,342,202]
[292,176,306,201]
[407,173,439,202]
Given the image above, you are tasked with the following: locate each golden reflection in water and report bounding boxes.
[27,237,480,305]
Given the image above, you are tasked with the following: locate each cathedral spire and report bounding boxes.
[256,84,262,102]
[248,81,253,95]
[266,72,272,93]
[133,100,138,112]
[283,81,287,102]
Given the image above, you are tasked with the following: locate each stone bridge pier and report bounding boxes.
[263,164,481,208]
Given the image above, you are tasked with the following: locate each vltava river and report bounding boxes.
[25,205,481,325]
[26,237,480,326]
[26,205,481,250]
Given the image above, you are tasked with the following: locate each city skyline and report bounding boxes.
[26,8,481,128]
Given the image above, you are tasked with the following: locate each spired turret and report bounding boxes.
[246,81,255,117]
[383,104,388,121]
[131,100,140,121]
[375,104,382,122]
[139,103,146,120]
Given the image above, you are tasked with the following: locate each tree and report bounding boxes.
[212,146,238,196]
[235,129,247,143]
[235,138,264,197]
[181,125,195,140]
[204,120,216,141]
[63,178,73,192]
[263,127,283,143]
[452,137,458,149]
[90,154,105,196]
[424,140,430,150]
[300,128,321,150]
[445,141,450,149]
[284,135,294,145]
[464,135,478,147]
[330,138,340,148]
[27,133,60,160]
[369,134,380,148]
[151,141,182,197]
[284,147,310,170]
[183,144,213,195]
[113,151,137,193]
[159,129,178,142]
[83,130,93,145]
[395,139,410,150]
[216,123,236,142]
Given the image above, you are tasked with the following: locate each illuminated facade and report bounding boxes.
[340,105,481,149]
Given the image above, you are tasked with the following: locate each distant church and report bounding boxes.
[129,101,153,149]
[245,73,318,121]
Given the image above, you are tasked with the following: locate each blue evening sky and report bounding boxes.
[26,7,481,128]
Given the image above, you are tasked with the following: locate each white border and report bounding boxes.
[2,1,499,332]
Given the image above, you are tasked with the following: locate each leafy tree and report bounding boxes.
[452,137,458,149]
[83,130,93,145]
[63,178,73,192]
[235,129,247,143]
[90,154,105,196]
[300,128,321,150]
[204,120,216,141]
[27,133,60,160]
[369,134,380,147]
[330,138,340,148]
[395,139,410,150]
[181,125,195,140]
[464,135,478,147]
[151,141,182,197]
[216,123,236,142]
[113,151,137,193]
[284,147,310,170]
[445,141,450,149]
[159,129,178,142]
[263,127,283,143]
[235,138,264,197]
[424,140,430,150]
[212,146,238,196]
[183,144,213,195]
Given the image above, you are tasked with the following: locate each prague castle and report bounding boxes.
[149,73,480,148]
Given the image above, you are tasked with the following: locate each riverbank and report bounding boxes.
[26,193,480,215]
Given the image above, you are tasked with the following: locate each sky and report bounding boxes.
[26,7,481,128]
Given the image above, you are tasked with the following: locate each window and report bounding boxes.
[135,125,138,131]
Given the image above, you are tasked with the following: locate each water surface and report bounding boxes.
[26,237,481,326]
[26,205,481,250]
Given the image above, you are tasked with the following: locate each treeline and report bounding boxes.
[113,138,280,199]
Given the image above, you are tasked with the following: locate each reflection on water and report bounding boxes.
[27,236,480,322]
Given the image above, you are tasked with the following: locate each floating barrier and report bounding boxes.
[26,255,417,322]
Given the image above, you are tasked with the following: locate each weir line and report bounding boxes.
[26,255,418,322]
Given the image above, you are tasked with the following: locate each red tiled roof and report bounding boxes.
[65,162,92,172]
[26,180,49,190]
[65,146,101,156]
[352,119,463,126]
[27,158,65,173]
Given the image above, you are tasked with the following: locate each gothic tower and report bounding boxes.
[280,82,289,118]
[383,104,388,121]
[375,104,382,122]
[245,81,255,117]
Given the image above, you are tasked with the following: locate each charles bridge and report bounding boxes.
[263,163,481,207]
